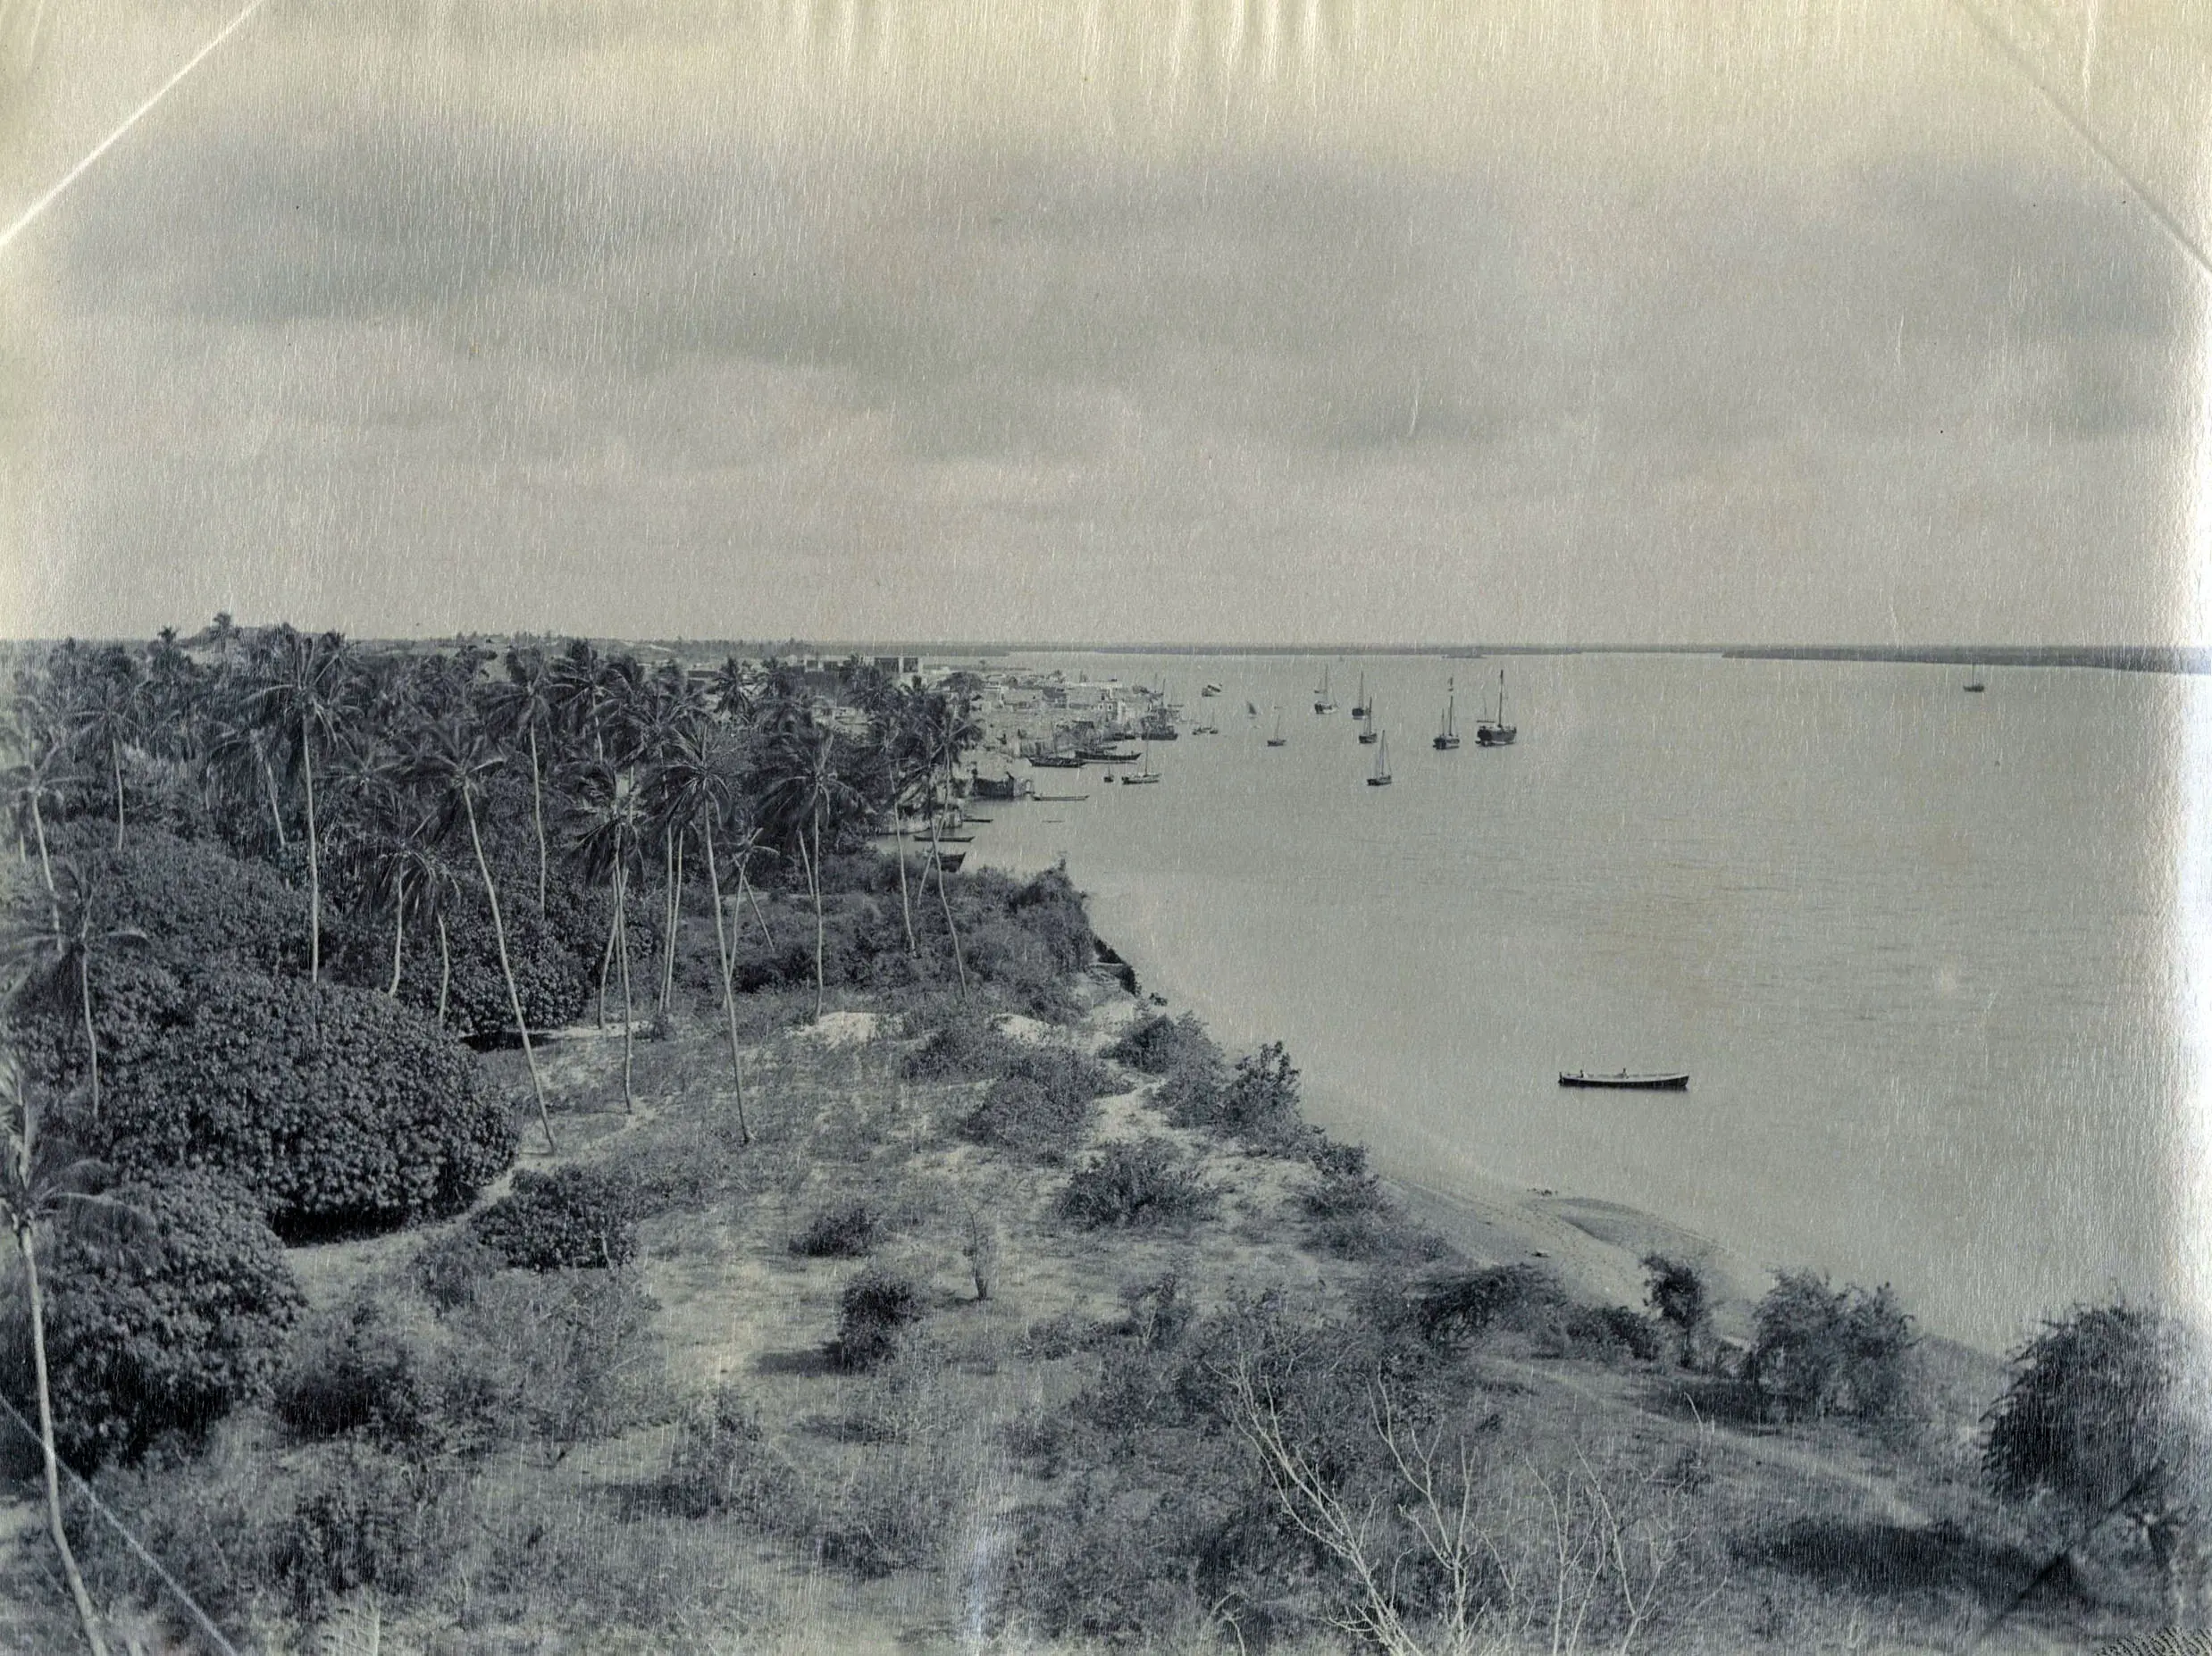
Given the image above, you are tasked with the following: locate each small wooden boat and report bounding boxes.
[1433,678,1461,750]
[1031,752,1085,769]
[930,851,968,873]
[1558,1069,1689,1091]
[1034,792,1090,802]
[1351,673,1369,720]
[1077,745,1142,764]
[1366,731,1392,786]
[1122,752,1161,784]
[1359,696,1379,745]
[1202,682,1223,697]
[1475,668,1517,747]
[1312,665,1336,715]
[1265,707,1288,747]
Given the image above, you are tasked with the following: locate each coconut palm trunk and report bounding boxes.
[698,822,750,1146]
[796,809,826,1021]
[659,833,683,1015]
[257,744,288,849]
[76,956,100,1121]
[16,1221,108,1656]
[527,723,549,916]
[108,743,123,852]
[461,790,555,1154]
[29,790,57,924]
[926,765,968,994]
[301,713,322,983]
[387,867,407,996]
[436,916,452,1026]
[892,810,917,957]
[614,865,636,1113]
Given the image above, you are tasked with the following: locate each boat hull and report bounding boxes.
[1475,726,1517,746]
[1433,735,1461,750]
[1558,1071,1688,1091]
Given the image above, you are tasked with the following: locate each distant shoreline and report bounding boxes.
[7,636,2204,674]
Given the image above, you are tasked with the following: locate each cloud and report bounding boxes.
[4,0,2199,643]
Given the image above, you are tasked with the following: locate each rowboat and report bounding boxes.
[1558,1070,1688,1091]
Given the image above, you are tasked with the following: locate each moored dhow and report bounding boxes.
[1558,1069,1689,1091]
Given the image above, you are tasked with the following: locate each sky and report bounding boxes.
[0,0,2208,645]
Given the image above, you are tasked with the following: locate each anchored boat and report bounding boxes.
[1433,679,1461,750]
[1558,1070,1689,1091]
[1366,731,1392,786]
[1475,668,1518,747]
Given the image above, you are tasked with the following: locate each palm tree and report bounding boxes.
[4,862,144,1121]
[0,1055,130,1656]
[410,716,557,1154]
[245,627,351,983]
[482,648,560,916]
[3,729,75,923]
[648,719,754,1143]
[65,649,142,852]
[910,690,980,994]
[756,720,866,1022]
[564,757,646,1113]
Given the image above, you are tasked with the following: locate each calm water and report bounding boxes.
[960,651,2199,1351]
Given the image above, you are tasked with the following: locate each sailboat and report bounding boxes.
[1474,668,1518,746]
[1366,730,1392,786]
[1358,695,1379,744]
[1312,665,1336,715]
[1433,678,1461,750]
[1122,747,1161,784]
[1266,707,1288,747]
[1351,673,1369,720]
[1964,660,1986,692]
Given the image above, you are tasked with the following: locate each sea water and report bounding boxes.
[959,650,2199,1351]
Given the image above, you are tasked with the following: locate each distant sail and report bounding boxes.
[1245,700,1259,717]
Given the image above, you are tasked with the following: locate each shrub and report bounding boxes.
[1159,1041,1306,1150]
[1058,1139,1219,1229]
[960,1051,1111,1164]
[96,971,515,1234]
[834,1267,926,1370]
[473,1166,637,1270]
[1746,1271,1917,1422]
[1564,1303,1664,1363]
[790,1201,882,1259]
[43,823,308,981]
[1105,1013,1220,1076]
[35,1176,303,1467]
[413,1228,500,1314]
[662,1385,803,1521]
[273,1440,463,1619]
[1642,1253,1710,1367]
[1411,1264,1567,1347]
[902,1008,1016,1082]
[274,1301,441,1451]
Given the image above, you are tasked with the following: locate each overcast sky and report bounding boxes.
[0,0,2206,645]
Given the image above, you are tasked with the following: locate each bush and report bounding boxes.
[1159,1041,1304,1150]
[96,971,515,1234]
[1746,1271,1917,1423]
[834,1267,926,1370]
[1411,1264,1567,1347]
[34,1176,303,1467]
[1642,1253,1710,1367]
[790,1201,882,1259]
[662,1385,802,1521]
[961,1049,1114,1164]
[902,1008,1016,1082]
[1058,1139,1219,1230]
[473,1166,638,1270]
[273,1439,463,1619]
[274,1301,444,1452]
[1105,1013,1219,1076]
[42,823,308,981]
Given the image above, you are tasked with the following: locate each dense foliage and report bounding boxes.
[30,1177,304,1467]
[1745,1270,1917,1423]
[472,1167,638,1271]
[96,972,515,1233]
